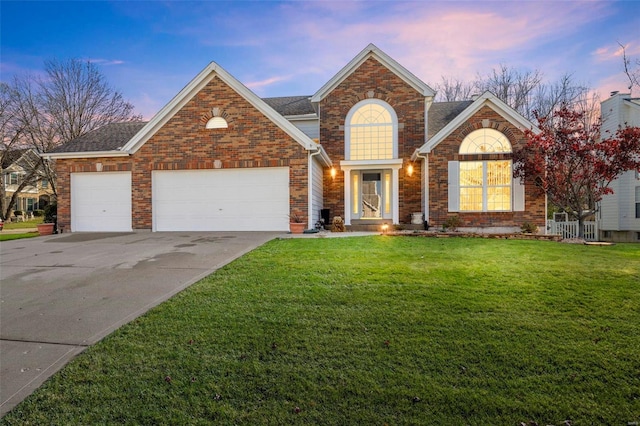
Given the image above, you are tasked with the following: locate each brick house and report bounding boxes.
[47,44,545,233]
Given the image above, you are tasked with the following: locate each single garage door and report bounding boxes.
[152,167,289,231]
[71,172,132,232]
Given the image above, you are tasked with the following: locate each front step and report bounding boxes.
[345,223,426,232]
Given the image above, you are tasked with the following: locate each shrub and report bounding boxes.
[14,210,23,216]
[33,209,45,217]
[443,215,461,231]
[44,203,57,224]
[521,222,539,234]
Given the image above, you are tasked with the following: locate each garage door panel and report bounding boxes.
[153,168,290,231]
[71,173,132,232]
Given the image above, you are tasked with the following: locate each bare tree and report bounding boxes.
[434,76,475,102]
[41,59,142,143]
[0,58,142,219]
[473,64,543,119]
[618,42,640,96]
[432,65,592,122]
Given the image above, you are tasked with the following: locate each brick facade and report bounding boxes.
[319,57,425,222]
[54,47,546,233]
[56,76,308,231]
[427,105,546,229]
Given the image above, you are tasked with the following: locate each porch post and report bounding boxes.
[392,167,399,224]
[343,168,351,225]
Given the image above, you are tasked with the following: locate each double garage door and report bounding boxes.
[70,168,290,232]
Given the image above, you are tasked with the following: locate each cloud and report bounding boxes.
[245,75,292,91]
[86,58,126,66]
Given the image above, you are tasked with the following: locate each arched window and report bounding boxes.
[459,128,511,154]
[205,117,228,129]
[458,129,512,211]
[346,100,397,160]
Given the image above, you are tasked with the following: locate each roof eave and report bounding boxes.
[43,150,131,160]
[311,43,435,103]
[419,92,540,154]
[122,62,317,154]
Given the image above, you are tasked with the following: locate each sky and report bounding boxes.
[1,1,639,119]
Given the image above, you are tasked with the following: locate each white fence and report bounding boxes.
[547,220,598,241]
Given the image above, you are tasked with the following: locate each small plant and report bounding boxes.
[44,203,57,224]
[288,213,304,223]
[521,221,539,234]
[443,215,461,232]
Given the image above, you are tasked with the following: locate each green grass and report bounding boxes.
[2,217,43,229]
[2,237,639,425]
[0,232,39,241]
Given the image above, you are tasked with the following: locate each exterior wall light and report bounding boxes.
[406,164,414,177]
[381,224,389,233]
[330,167,337,179]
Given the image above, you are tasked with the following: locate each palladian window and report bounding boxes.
[346,100,397,160]
[459,129,512,212]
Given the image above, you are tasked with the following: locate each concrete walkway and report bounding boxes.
[0,231,279,416]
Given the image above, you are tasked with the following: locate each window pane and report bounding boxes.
[487,187,511,211]
[487,161,511,185]
[459,128,512,154]
[460,162,483,186]
[460,187,482,211]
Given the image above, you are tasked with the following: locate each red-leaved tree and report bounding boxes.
[513,105,640,238]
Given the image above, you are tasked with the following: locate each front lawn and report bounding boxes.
[2,217,43,229]
[0,232,39,241]
[2,237,639,425]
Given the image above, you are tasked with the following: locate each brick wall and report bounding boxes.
[55,75,309,231]
[318,56,425,222]
[427,105,546,229]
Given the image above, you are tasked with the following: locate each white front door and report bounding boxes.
[351,170,392,220]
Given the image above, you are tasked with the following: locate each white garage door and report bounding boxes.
[71,172,132,232]
[152,167,289,231]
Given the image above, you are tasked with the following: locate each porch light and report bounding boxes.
[406,164,414,177]
[381,224,389,234]
[330,167,337,179]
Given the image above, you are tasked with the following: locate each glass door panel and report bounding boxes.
[361,172,381,218]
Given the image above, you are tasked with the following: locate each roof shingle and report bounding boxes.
[48,121,148,153]
[262,96,315,116]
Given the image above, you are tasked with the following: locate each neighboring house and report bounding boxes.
[598,92,640,242]
[2,148,54,215]
[46,44,545,233]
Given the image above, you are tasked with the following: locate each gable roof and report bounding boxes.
[263,96,315,117]
[122,62,318,155]
[311,44,436,103]
[48,122,148,155]
[47,63,322,159]
[2,148,30,169]
[427,101,474,139]
[419,91,539,154]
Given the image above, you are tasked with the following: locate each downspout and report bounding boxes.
[308,148,323,230]
[412,149,430,225]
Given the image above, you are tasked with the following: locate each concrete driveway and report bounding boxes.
[0,231,278,416]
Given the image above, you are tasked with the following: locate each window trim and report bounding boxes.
[345,99,398,161]
[459,160,513,212]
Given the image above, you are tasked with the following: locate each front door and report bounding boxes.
[352,170,392,220]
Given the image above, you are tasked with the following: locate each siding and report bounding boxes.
[291,118,319,140]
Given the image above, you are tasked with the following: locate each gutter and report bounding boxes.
[42,150,131,160]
